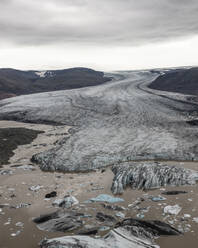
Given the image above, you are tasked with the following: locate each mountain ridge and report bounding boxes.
[0,67,111,100]
[149,67,198,96]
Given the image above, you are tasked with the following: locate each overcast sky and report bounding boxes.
[0,0,198,71]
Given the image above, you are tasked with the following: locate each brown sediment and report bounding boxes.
[0,120,70,166]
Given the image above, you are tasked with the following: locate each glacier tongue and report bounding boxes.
[111,162,198,194]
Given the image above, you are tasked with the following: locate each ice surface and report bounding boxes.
[111,162,198,194]
[1,70,198,172]
[164,205,182,215]
[86,194,124,203]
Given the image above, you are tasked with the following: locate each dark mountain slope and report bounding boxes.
[0,67,111,100]
[149,67,198,95]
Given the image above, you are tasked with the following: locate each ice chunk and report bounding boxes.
[184,214,191,218]
[16,222,24,227]
[11,230,21,237]
[193,217,198,223]
[86,194,124,203]
[164,205,181,215]
[53,195,79,208]
[0,170,13,175]
[115,212,125,219]
[29,185,43,192]
[151,196,166,202]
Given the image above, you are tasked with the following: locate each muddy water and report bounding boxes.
[1,121,198,248]
[0,169,112,248]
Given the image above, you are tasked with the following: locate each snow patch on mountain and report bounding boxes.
[35,71,47,78]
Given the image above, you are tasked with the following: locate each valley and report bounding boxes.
[1,68,198,248]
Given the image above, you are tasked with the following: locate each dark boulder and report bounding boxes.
[45,191,57,198]
[162,190,187,195]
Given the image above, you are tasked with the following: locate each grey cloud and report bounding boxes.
[0,0,198,46]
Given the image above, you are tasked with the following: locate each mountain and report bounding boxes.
[149,67,198,95]
[0,67,111,100]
